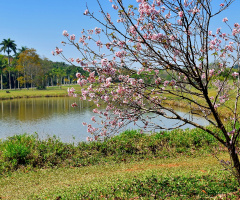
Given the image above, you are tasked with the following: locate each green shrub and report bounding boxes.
[0,126,227,174]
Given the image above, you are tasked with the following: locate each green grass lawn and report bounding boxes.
[0,85,84,100]
[0,130,239,199]
[0,154,238,199]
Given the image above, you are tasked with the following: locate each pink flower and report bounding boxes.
[76,72,81,78]
[67,87,75,96]
[71,102,78,107]
[178,11,183,18]
[84,9,89,15]
[232,72,239,77]
[216,28,221,34]
[163,80,169,86]
[86,137,93,141]
[91,116,96,122]
[93,108,99,113]
[70,34,75,40]
[112,4,118,10]
[106,43,111,49]
[62,30,69,36]
[209,69,215,77]
[106,77,112,84]
[155,77,161,84]
[177,19,182,25]
[222,17,228,22]
[55,48,63,55]
[95,27,101,34]
[96,40,102,47]
[220,3,224,6]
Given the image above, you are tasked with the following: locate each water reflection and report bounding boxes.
[0,97,209,143]
[0,98,95,121]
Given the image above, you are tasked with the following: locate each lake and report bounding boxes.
[0,97,209,143]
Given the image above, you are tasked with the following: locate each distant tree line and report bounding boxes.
[0,38,87,90]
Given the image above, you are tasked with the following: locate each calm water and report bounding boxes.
[0,97,209,143]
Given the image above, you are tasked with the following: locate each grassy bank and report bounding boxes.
[0,85,83,100]
[0,128,222,175]
[0,128,239,199]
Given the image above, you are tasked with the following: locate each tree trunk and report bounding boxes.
[8,55,11,90]
[9,70,11,89]
[24,70,26,89]
[229,145,240,185]
[31,73,33,89]
[13,75,16,90]
[18,71,19,89]
[0,73,2,90]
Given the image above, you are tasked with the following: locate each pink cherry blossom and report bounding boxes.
[95,27,101,34]
[71,102,78,107]
[70,34,75,40]
[222,17,228,22]
[91,116,96,122]
[62,30,69,36]
[84,9,89,15]
[112,4,118,10]
[232,72,239,77]
[178,11,183,18]
[55,47,63,55]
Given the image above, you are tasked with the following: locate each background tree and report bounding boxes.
[55,0,240,183]
[36,57,52,89]
[0,38,17,89]
[0,55,7,90]
[17,48,40,89]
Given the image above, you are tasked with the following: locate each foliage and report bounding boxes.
[17,48,41,88]
[0,38,17,89]
[0,55,7,90]
[0,127,229,174]
[0,50,89,89]
[0,38,17,58]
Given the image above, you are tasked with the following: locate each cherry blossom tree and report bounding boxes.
[54,0,240,183]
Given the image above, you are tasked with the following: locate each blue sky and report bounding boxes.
[0,0,110,62]
[1,0,240,63]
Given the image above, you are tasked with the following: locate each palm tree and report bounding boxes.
[15,46,28,58]
[0,38,17,89]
